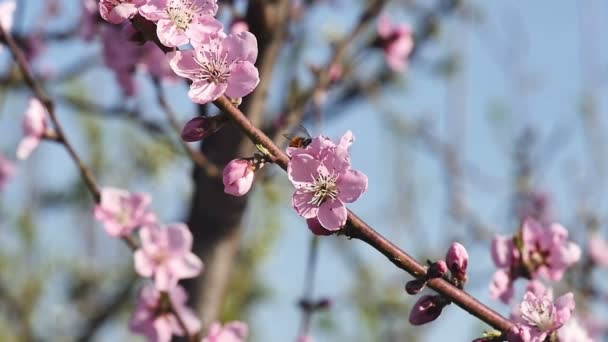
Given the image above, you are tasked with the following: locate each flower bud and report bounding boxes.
[446,242,469,284]
[427,260,448,279]
[408,295,447,325]
[223,159,254,196]
[306,218,333,236]
[181,114,227,142]
[405,279,426,295]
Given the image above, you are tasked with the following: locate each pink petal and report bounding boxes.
[225,61,259,99]
[338,130,354,150]
[222,31,258,64]
[337,169,368,203]
[16,136,41,160]
[134,250,155,277]
[287,154,322,187]
[377,14,392,38]
[317,199,347,230]
[169,253,203,279]
[187,16,223,45]
[292,190,318,219]
[154,266,175,291]
[168,50,199,80]
[137,0,168,21]
[156,19,189,47]
[188,81,227,104]
[166,224,192,254]
[107,3,137,24]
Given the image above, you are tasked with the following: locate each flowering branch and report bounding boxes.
[211,95,515,334]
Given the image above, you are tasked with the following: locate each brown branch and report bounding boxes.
[212,95,514,333]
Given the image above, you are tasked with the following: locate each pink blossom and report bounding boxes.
[230,20,249,34]
[512,288,575,342]
[0,153,15,190]
[408,295,447,325]
[287,131,367,230]
[223,159,254,196]
[201,321,248,342]
[129,285,201,342]
[99,0,146,24]
[521,218,581,281]
[93,187,156,237]
[169,30,260,104]
[377,14,414,72]
[139,0,219,47]
[306,218,333,236]
[139,42,180,83]
[297,336,314,342]
[515,189,553,224]
[556,317,594,342]
[134,223,203,291]
[17,98,48,160]
[0,0,15,35]
[446,242,468,283]
[489,269,514,304]
[589,233,608,267]
[101,24,140,96]
[80,0,100,41]
[181,115,227,142]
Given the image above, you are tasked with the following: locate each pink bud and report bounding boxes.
[181,115,227,142]
[446,242,469,283]
[223,159,255,196]
[427,260,448,279]
[408,295,447,325]
[306,218,333,236]
[405,279,426,295]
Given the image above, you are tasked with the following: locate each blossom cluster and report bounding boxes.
[490,218,581,304]
[98,0,259,104]
[93,187,247,341]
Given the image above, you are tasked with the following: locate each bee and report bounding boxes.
[283,125,312,148]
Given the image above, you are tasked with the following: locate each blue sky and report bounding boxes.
[1,0,608,341]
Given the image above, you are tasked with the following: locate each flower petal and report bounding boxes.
[317,199,347,230]
[287,154,322,187]
[188,81,227,104]
[292,190,318,219]
[337,169,368,203]
[225,61,259,99]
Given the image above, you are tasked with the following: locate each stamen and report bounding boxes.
[167,0,203,30]
[305,172,339,206]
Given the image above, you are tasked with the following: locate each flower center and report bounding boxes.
[520,297,555,332]
[306,172,339,206]
[196,47,232,84]
[167,0,201,30]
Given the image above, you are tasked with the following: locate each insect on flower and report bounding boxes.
[284,125,312,148]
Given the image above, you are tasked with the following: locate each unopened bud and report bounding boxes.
[223,159,255,197]
[427,260,448,279]
[408,295,448,326]
[446,242,469,284]
[306,218,333,236]
[405,279,426,295]
[181,114,227,142]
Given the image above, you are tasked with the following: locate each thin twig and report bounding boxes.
[297,236,320,338]
[152,80,221,178]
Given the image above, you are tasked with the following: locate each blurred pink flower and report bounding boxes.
[408,295,447,325]
[139,42,180,83]
[201,321,248,342]
[589,233,608,267]
[521,218,581,281]
[17,98,48,160]
[169,30,260,104]
[0,153,15,190]
[306,218,332,236]
[130,285,201,342]
[511,288,575,342]
[489,269,514,304]
[376,14,413,72]
[94,187,156,237]
[287,131,367,230]
[79,0,99,41]
[223,159,254,196]
[446,242,468,283]
[101,24,139,96]
[0,0,15,37]
[139,0,219,47]
[297,336,314,342]
[99,0,146,24]
[556,317,594,342]
[134,223,203,291]
[230,20,249,34]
